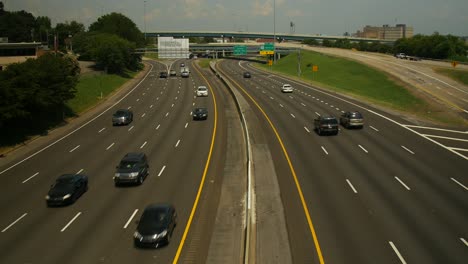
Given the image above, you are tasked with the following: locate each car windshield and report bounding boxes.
[283,85,291,88]
[139,208,169,230]
[198,87,207,91]
[350,112,363,118]
[195,108,206,113]
[322,119,338,124]
[114,110,126,116]
[119,160,138,169]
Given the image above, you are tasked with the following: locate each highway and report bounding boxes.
[216,59,468,263]
[0,60,234,264]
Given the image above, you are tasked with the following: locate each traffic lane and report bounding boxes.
[0,64,174,210]
[220,61,468,262]
[0,87,215,264]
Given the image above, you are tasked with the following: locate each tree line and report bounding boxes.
[302,33,467,61]
[0,2,145,146]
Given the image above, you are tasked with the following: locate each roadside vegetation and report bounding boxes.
[433,68,468,86]
[303,33,467,62]
[258,50,462,124]
[0,2,146,151]
[198,59,211,68]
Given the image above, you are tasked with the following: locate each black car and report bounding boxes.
[192,107,208,120]
[314,115,339,135]
[340,111,364,129]
[112,109,133,126]
[159,71,168,78]
[243,72,251,78]
[134,203,177,248]
[114,153,149,186]
[46,174,88,206]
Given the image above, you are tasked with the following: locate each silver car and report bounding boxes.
[340,111,364,129]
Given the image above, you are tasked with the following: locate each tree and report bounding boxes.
[0,53,80,127]
[0,1,4,14]
[36,16,51,43]
[0,10,36,42]
[54,21,85,51]
[89,12,145,47]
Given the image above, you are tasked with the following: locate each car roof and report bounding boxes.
[283,84,291,86]
[194,107,207,111]
[144,203,174,212]
[57,174,83,183]
[197,86,207,89]
[320,115,337,119]
[122,152,146,161]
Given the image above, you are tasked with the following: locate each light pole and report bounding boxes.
[273,0,276,64]
[144,1,147,40]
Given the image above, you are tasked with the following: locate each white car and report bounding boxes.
[196,86,208,97]
[281,84,293,93]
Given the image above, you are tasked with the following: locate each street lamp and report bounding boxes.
[273,0,276,64]
[144,1,147,40]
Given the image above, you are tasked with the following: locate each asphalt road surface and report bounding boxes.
[217,59,467,264]
[0,60,233,264]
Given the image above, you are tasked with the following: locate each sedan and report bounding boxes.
[340,111,364,129]
[243,72,251,78]
[196,86,208,97]
[192,107,208,120]
[169,70,176,76]
[281,84,293,93]
[134,203,177,248]
[159,71,168,78]
[46,174,88,206]
[112,109,133,126]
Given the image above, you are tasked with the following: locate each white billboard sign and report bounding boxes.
[158,37,190,59]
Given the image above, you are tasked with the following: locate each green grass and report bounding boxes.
[143,52,159,60]
[259,50,427,112]
[434,68,468,85]
[67,71,137,114]
[198,58,211,68]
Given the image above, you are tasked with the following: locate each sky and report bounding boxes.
[4,0,468,36]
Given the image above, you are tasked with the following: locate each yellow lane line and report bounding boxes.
[217,62,325,264]
[172,62,218,263]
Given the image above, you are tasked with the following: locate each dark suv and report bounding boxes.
[243,72,251,78]
[112,109,133,126]
[314,115,339,136]
[114,153,149,186]
[159,71,168,78]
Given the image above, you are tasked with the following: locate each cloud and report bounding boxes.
[145,8,162,22]
[252,0,273,16]
[287,9,304,17]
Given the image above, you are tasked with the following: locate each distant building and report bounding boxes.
[355,24,413,41]
[0,42,44,70]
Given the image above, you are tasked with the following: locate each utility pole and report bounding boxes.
[273,0,276,64]
[144,1,147,40]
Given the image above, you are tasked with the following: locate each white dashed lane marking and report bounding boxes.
[401,146,415,154]
[2,213,28,232]
[450,178,468,191]
[98,128,106,133]
[22,172,39,183]
[395,176,411,191]
[106,143,115,150]
[158,166,166,177]
[128,126,134,131]
[321,146,329,155]
[358,145,368,153]
[140,141,147,149]
[389,241,407,264]
[346,179,358,193]
[304,127,310,133]
[61,212,82,232]
[124,209,139,229]
[369,126,379,132]
[69,145,80,153]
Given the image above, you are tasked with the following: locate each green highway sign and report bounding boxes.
[262,42,275,51]
[233,45,247,55]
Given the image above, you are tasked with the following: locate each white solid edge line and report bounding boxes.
[401,145,415,154]
[450,178,468,191]
[403,125,468,134]
[22,172,39,183]
[321,146,329,155]
[244,64,468,161]
[2,213,28,232]
[358,145,368,153]
[395,176,411,191]
[346,179,358,193]
[106,142,115,150]
[460,238,468,247]
[0,64,154,176]
[389,241,407,264]
[61,212,82,232]
[76,169,83,174]
[158,165,166,177]
[422,134,468,142]
[124,209,139,229]
[69,145,80,153]
[447,147,468,152]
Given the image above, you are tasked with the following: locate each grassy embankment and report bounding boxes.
[258,50,463,125]
[197,58,211,68]
[433,68,468,86]
[67,71,138,113]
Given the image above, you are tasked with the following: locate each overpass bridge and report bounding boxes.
[145,30,393,44]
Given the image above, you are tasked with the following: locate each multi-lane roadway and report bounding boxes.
[0,55,467,264]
